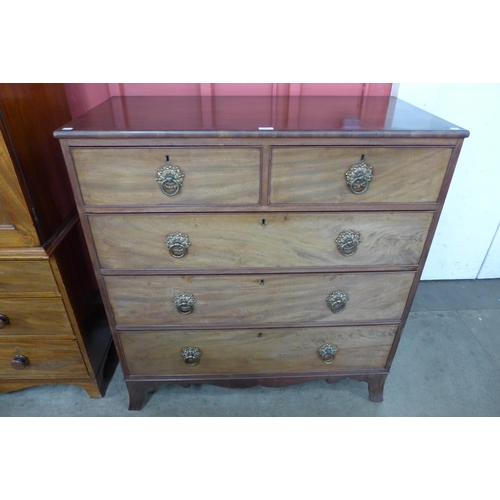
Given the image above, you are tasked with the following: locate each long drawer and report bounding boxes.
[90,212,433,270]
[120,325,397,376]
[0,298,74,336]
[71,147,261,206]
[270,147,452,204]
[0,338,88,378]
[105,272,415,326]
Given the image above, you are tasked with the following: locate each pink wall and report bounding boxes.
[64,83,392,119]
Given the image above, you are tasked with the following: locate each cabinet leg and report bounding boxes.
[126,381,155,410]
[366,374,387,402]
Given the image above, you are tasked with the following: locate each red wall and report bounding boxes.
[64,83,392,119]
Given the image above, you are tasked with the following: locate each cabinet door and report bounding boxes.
[0,131,39,248]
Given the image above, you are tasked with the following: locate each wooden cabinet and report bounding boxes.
[0,84,116,397]
[55,95,468,409]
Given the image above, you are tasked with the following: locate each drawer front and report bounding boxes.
[90,212,433,270]
[0,338,87,378]
[105,272,415,326]
[120,325,397,376]
[0,298,73,336]
[0,261,58,294]
[71,147,261,206]
[270,147,452,204]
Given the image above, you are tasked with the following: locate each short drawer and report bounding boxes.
[0,338,88,378]
[71,147,261,206]
[105,272,415,326]
[90,212,433,270]
[270,147,452,204]
[0,298,73,336]
[0,261,58,294]
[120,325,397,376]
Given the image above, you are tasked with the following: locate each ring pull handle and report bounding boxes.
[11,354,29,370]
[318,344,339,365]
[181,346,202,366]
[346,156,373,194]
[166,232,191,258]
[156,157,185,196]
[336,229,361,257]
[0,313,10,329]
[173,293,196,315]
[326,291,349,314]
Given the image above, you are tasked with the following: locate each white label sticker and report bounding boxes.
[62,127,73,130]
[258,126,274,131]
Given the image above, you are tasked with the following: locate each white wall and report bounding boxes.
[392,84,500,280]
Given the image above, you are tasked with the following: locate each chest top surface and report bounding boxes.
[54,96,469,139]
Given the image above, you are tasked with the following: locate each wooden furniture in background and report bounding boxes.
[55,95,468,409]
[0,84,116,397]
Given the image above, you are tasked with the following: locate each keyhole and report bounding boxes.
[360,154,365,162]
[166,155,170,162]
[260,280,265,285]
[262,219,266,226]
[258,332,263,338]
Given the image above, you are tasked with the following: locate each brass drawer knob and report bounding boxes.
[173,293,196,315]
[11,354,29,370]
[0,313,10,329]
[156,157,185,196]
[336,229,361,257]
[346,157,373,194]
[181,346,202,366]
[166,232,191,258]
[318,344,339,365]
[326,291,349,314]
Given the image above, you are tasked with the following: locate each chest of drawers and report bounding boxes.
[55,95,468,410]
[0,84,115,398]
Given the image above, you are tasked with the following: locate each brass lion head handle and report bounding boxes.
[318,344,339,365]
[181,346,202,366]
[173,293,196,315]
[156,156,185,196]
[346,156,373,195]
[326,291,349,314]
[336,229,361,257]
[166,232,191,258]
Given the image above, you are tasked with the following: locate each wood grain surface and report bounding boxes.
[105,272,415,326]
[71,147,261,206]
[0,84,74,243]
[120,325,397,376]
[90,212,433,270]
[0,261,58,294]
[0,132,39,248]
[270,147,452,204]
[0,338,87,377]
[0,298,73,335]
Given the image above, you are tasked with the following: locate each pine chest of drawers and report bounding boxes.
[55,95,468,410]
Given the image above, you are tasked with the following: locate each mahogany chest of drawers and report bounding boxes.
[55,95,468,410]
